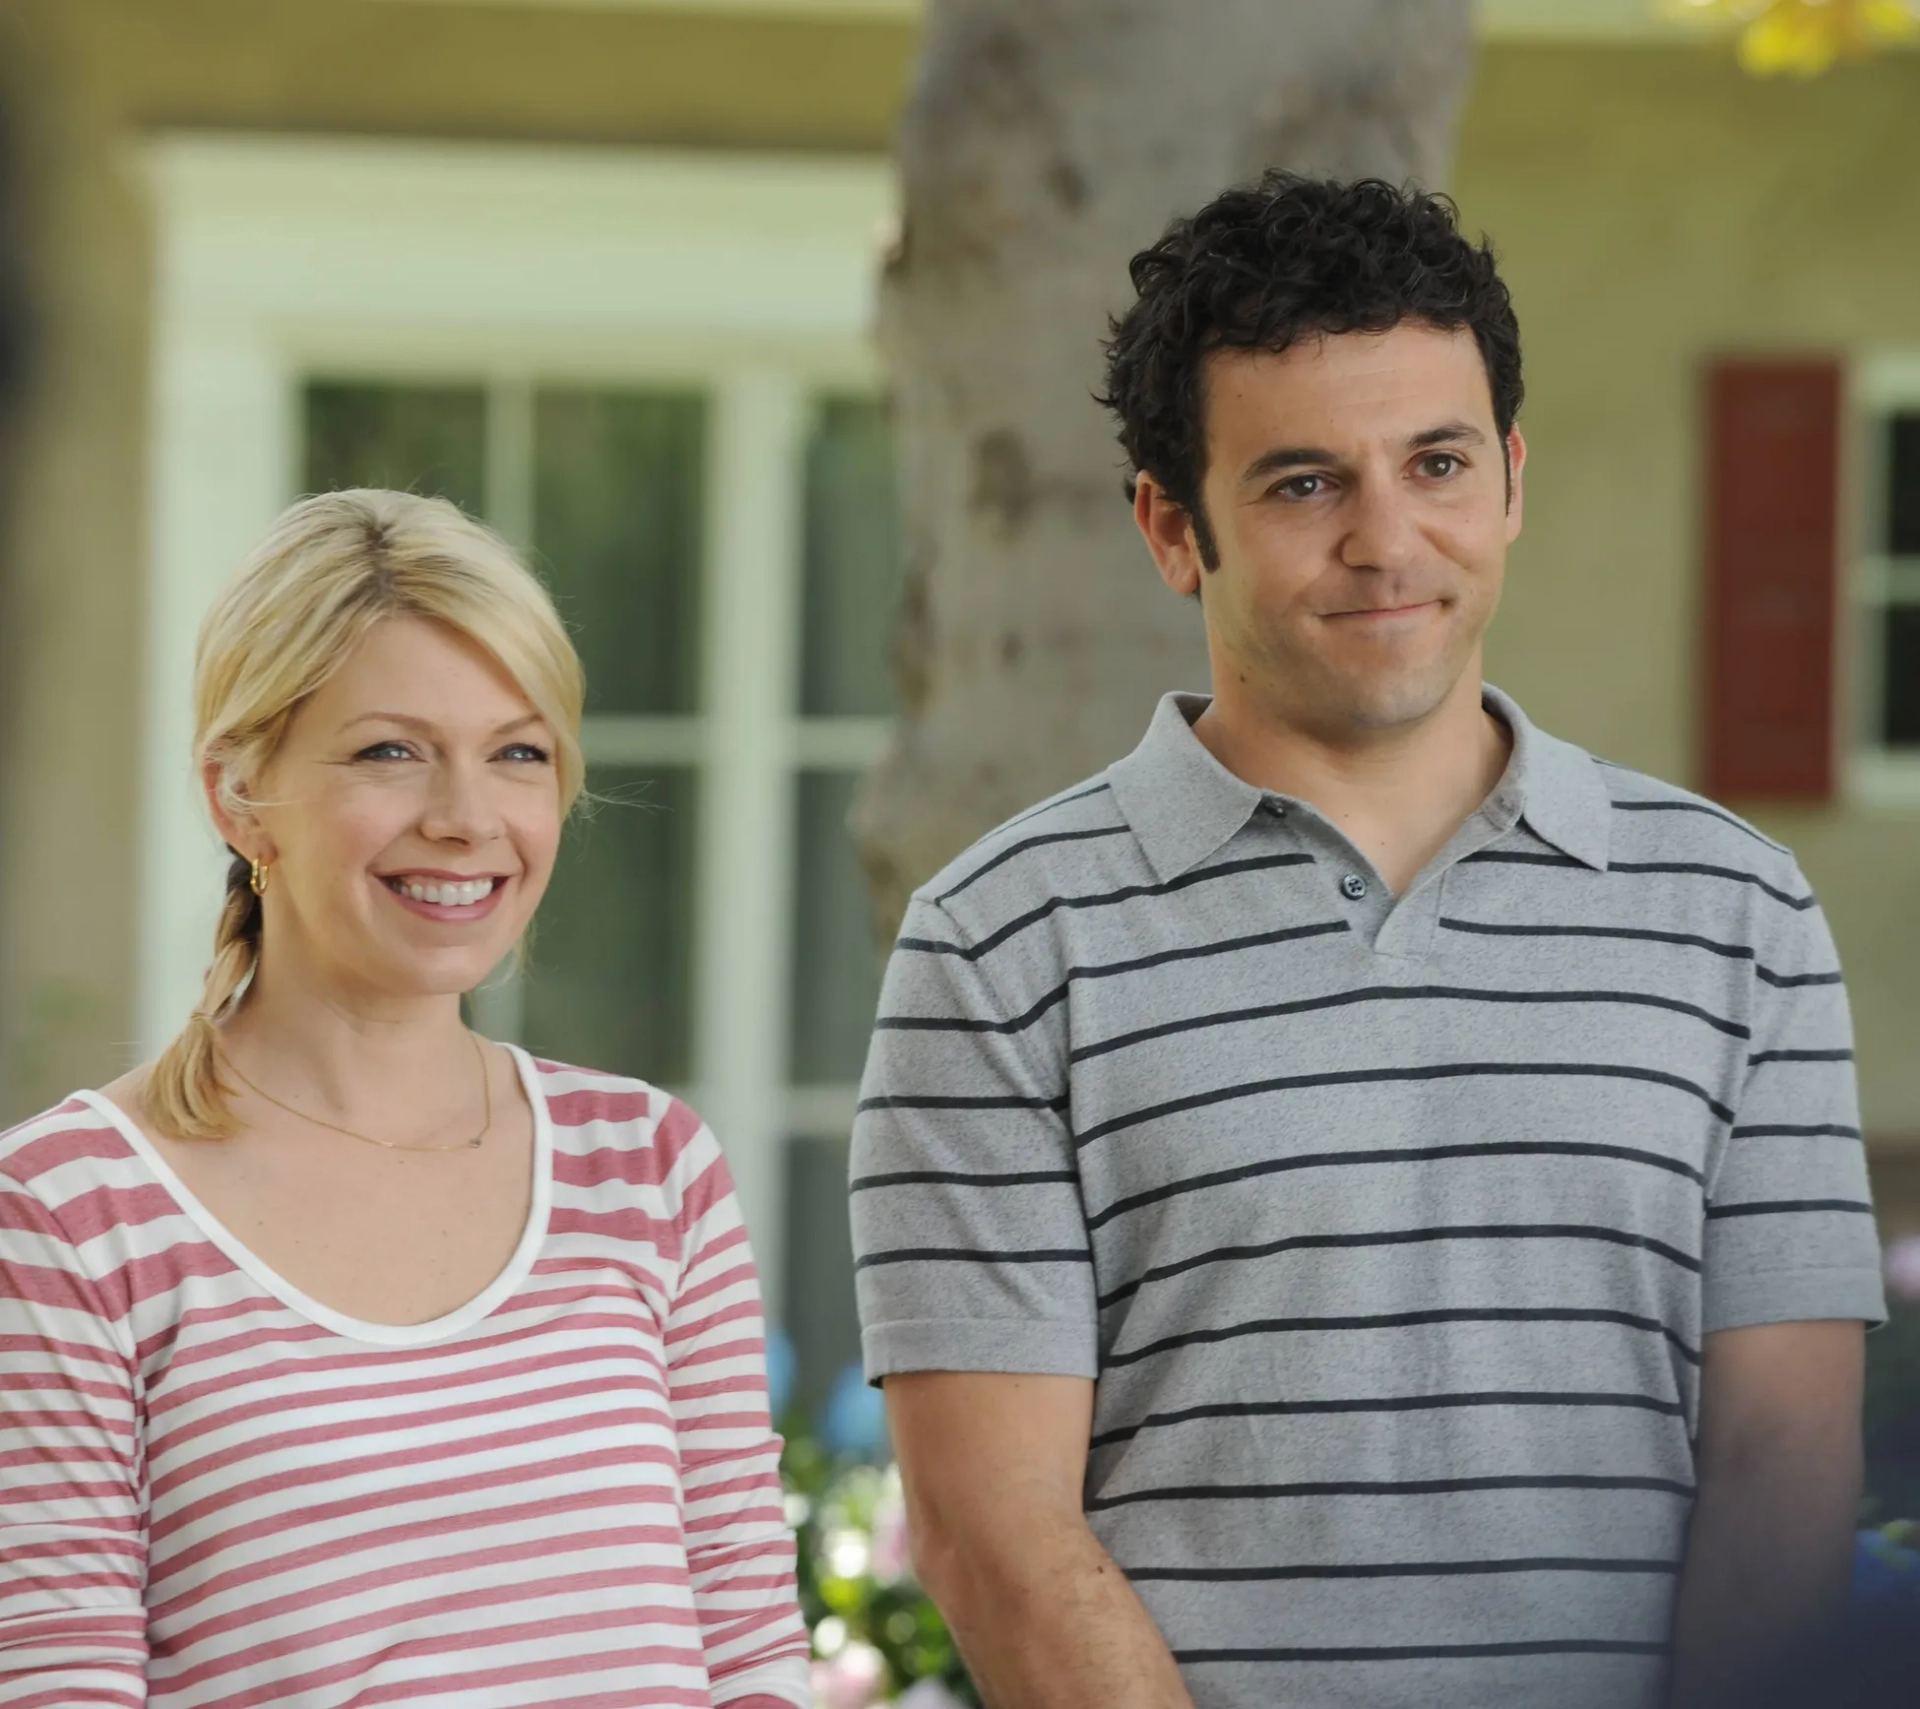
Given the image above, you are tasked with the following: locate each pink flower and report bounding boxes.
[870,1488,912,1585]
[812,1641,887,1709]
[1885,1235,1920,1304]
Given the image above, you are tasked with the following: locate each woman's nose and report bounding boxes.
[419,760,504,844]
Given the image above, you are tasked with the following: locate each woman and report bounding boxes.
[0,491,809,1708]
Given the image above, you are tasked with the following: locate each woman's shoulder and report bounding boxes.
[520,1051,663,1123]
[0,1091,134,1193]
[517,1052,714,1153]
[0,1093,147,1266]
[520,1052,732,1217]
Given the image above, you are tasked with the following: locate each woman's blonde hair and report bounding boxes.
[146,488,586,1141]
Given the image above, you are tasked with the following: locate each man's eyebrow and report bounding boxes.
[1238,423,1490,485]
[1240,445,1341,483]
[1408,421,1488,450]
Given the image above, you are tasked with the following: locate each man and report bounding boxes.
[848,175,1887,1709]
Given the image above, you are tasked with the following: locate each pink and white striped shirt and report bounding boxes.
[0,1050,810,1708]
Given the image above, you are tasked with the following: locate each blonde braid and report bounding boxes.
[144,855,262,1140]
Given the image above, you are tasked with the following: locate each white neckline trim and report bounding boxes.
[73,1042,554,1348]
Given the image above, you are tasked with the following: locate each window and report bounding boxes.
[141,137,896,1390]
[1856,363,1920,804]
[300,377,898,1398]
[1871,415,1920,750]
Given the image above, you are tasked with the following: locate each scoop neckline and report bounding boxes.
[73,1041,554,1348]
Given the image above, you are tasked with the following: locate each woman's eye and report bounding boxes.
[497,743,552,764]
[354,741,414,762]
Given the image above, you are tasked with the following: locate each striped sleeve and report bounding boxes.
[660,1104,810,1709]
[1702,879,1886,1332]
[849,894,1098,1382]
[0,1174,147,1705]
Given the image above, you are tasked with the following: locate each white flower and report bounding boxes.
[1885,1235,1920,1304]
[824,1525,871,1582]
[896,1681,969,1709]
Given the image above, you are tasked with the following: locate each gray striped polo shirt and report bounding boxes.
[850,688,1885,1709]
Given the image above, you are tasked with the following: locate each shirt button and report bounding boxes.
[1340,873,1368,901]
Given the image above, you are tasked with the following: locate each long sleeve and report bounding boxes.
[659,1103,810,1709]
[0,1174,148,1705]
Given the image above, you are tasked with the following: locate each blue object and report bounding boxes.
[765,1327,796,1421]
[819,1361,889,1459]
[1852,1528,1920,1610]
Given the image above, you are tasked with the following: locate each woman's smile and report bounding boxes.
[378,869,511,921]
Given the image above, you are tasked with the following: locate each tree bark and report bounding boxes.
[856,0,1476,935]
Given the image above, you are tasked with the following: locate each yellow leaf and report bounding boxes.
[1655,0,1920,74]
[1742,7,1840,74]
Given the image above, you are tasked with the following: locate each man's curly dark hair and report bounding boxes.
[1100,172,1523,566]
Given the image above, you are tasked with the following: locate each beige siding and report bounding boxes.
[0,0,916,1120]
[0,18,1914,1226]
[1454,47,1920,1208]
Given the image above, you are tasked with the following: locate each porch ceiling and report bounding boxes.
[375,0,1713,41]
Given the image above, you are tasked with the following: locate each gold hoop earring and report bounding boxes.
[249,859,271,897]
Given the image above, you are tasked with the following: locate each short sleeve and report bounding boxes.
[849,894,1097,1382]
[0,1174,149,1703]
[1702,881,1887,1333]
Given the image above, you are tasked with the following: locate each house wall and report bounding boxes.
[0,0,915,1119]
[1,8,1914,1222]
[1454,46,1920,1222]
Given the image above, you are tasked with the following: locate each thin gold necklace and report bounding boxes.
[219,1031,491,1153]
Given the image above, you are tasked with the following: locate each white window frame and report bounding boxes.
[140,134,897,1305]
[1850,355,1920,811]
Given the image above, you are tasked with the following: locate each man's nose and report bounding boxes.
[1338,476,1425,575]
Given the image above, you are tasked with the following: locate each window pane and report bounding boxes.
[800,396,902,717]
[1884,606,1920,749]
[782,1133,861,1418]
[1889,414,1920,556]
[303,382,487,515]
[534,389,705,716]
[790,770,883,1085]
[521,766,698,1084]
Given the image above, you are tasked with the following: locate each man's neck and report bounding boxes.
[1190,671,1512,896]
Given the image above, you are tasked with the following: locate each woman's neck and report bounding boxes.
[215,956,476,1123]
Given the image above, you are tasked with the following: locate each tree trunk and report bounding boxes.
[856,0,1476,934]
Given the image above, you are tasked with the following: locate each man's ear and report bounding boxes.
[1134,471,1208,598]
[1504,427,1527,542]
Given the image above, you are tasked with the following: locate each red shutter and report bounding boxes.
[1702,358,1842,803]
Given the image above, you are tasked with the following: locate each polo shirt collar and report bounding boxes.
[1484,685,1612,871]
[1107,685,1612,884]
[1107,693,1266,883]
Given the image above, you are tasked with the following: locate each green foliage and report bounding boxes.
[780,1427,979,1706]
[773,1297,1920,1701]
[1863,1299,1920,1523]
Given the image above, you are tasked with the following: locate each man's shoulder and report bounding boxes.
[1590,756,1810,893]
[905,771,1143,947]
